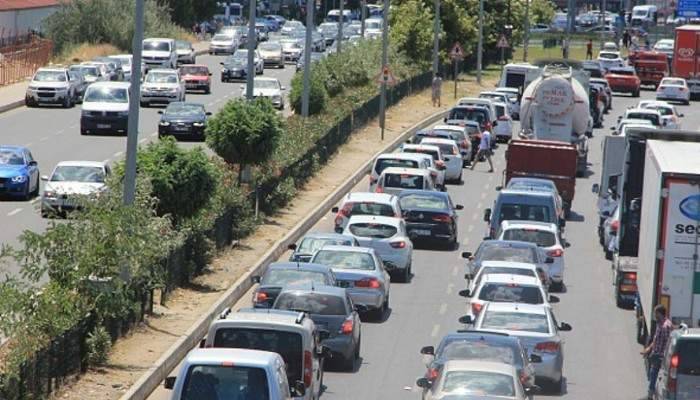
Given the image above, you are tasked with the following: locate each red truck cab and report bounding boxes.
[673,25,700,98]
[628,50,668,88]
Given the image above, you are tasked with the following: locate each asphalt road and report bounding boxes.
[147,87,692,399]
[0,48,297,277]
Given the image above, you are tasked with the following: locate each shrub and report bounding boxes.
[289,68,329,116]
[86,325,112,366]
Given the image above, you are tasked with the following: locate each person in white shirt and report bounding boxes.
[470,128,494,172]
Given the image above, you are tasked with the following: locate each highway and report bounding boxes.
[0,49,296,277]
[145,88,688,399]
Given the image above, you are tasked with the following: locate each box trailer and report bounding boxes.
[673,25,700,98]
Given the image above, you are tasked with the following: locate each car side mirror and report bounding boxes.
[564,241,571,248]
[281,86,286,90]
[199,338,207,348]
[549,295,560,304]
[483,208,491,222]
[420,345,435,355]
[545,257,554,264]
[157,110,163,114]
[206,112,212,116]
[495,185,503,191]
[559,219,566,228]
[208,72,213,76]
[250,275,261,284]
[416,377,432,389]
[458,289,471,298]
[331,206,339,213]
[679,113,685,117]
[461,251,473,259]
[293,380,306,397]
[288,243,298,251]
[525,385,542,395]
[464,273,473,280]
[592,183,599,194]
[41,175,49,181]
[164,376,176,389]
[455,204,464,210]
[354,304,367,313]
[317,329,331,341]
[559,322,573,331]
[458,315,473,324]
[529,354,542,363]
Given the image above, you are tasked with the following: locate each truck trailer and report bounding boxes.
[672,25,700,98]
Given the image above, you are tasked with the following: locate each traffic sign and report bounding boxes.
[449,42,465,60]
[497,35,510,48]
[375,65,397,86]
[679,0,700,17]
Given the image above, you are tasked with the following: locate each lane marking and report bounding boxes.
[7,208,22,216]
[113,151,123,158]
[39,136,49,142]
[446,283,454,295]
[467,225,474,233]
[476,202,483,209]
[102,159,110,164]
[439,303,447,315]
[480,192,487,199]
[452,266,458,276]
[430,324,440,338]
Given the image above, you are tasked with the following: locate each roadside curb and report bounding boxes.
[119,107,448,400]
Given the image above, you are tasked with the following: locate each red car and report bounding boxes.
[178,65,212,94]
[605,66,641,97]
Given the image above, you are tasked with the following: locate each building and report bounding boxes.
[0,0,61,39]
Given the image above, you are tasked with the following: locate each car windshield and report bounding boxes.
[478,245,538,263]
[440,371,515,397]
[143,41,170,51]
[179,66,208,75]
[366,21,382,30]
[176,41,191,50]
[626,112,659,125]
[348,222,397,239]
[262,269,328,286]
[426,143,457,156]
[610,69,634,76]
[403,148,439,160]
[499,203,552,223]
[259,43,281,51]
[375,158,418,174]
[344,201,396,217]
[84,87,128,103]
[585,68,604,78]
[0,150,24,165]
[51,166,105,183]
[478,283,543,304]
[145,72,177,83]
[254,80,279,90]
[433,130,463,142]
[662,79,685,86]
[74,66,98,77]
[676,340,700,374]
[480,266,536,279]
[502,229,556,247]
[180,365,270,400]
[111,56,130,66]
[165,104,205,117]
[33,70,66,82]
[448,108,488,125]
[599,53,618,59]
[438,340,518,365]
[212,34,233,41]
[383,173,425,189]
[274,293,347,315]
[297,237,353,253]
[313,250,376,270]
[481,311,550,333]
[399,193,447,210]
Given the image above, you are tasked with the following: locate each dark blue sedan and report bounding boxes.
[0,146,40,200]
[398,190,463,247]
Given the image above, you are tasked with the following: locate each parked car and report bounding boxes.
[175,40,196,64]
[25,67,78,108]
[397,190,462,247]
[209,32,239,55]
[258,42,285,69]
[655,77,691,105]
[374,167,436,195]
[251,262,337,309]
[311,245,390,320]
[140,69,185,106]
[157,102,211,140]
[80,81,130,135]
[40,161,109,217]
[178,64,212,94]
[272,284,362,371]
[605,66,641,97]
[288,232,359,263]
[341,215,413,283]
[331,192,402,233]
[0,146,40,200]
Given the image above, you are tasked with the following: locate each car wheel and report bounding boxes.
[551,377,564,395]
[633,89,640,98]
[684,100,690,105]
[140,101,147,107]
[605,249,613,260]
[63,96,71,108]
[21,182,31,201]
[80,128,88,136]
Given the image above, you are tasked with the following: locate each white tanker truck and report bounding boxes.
[519,66,591,177]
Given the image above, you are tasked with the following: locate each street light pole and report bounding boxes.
[361,0,366,38]
[476,0,483,84]
[123,0,144,205]
[432,0,440,76]
[337,0,344,53]
[523,0,530,62]
[246,0,256,100]
[379,0,389,140]
[302,0,313,117]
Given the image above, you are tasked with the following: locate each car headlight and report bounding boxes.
[159,121,170,126]
[12,175,27,183]
[43,190,56,198]
[193,122,205,127]
[222,68,228,72]
[27,85,39,91]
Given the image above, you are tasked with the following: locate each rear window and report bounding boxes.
[481,311,550,334]
[348,223,397,239]
[648,107,672,116]
[626,112,659,125]
[262,269,329,286]
[297,237,353,254]
[494,106,506,118]
[676,340,700,375]
[477,283,544,304]
[502,229,556,247]
[399,193,448,210]
[498,203,552,223]
[345,202,396,217]
[274,293,347,315]
[181,365,270,400]
[438,339,519,366]
[383,173,425,189]
[448,108,488,126]
[212,328,303,381]
[441,371,515,397]
[662,79,685,86]
[313,250,376,270]
[374,158,418,174]
[479,246,538,263]
[428,143,457,156]
[403,148,439,160]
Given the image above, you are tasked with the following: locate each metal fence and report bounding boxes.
[0,31,53,87]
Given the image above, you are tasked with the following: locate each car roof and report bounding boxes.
[185,348,280,366]
[508,177,556,187]
[480,273,542,285]
[217,308,313,327]
[254,77,280,83]
[479,91,507,96]
[498,188,554,198]
[441,360,518,375]
[398,189,448,199]
[315,244,374,254]
[431,124,464,132]
[301,232,355,241]
[343,192,397,203]
[147,68,177,74]
[420,138,457,145]
[441,330,514,343]
[36,66,67,72]
[626,108,661,115]
[144,37,174,42]
[500,220,558,232]
[0,145,27,152]
[267,262,332,273]
[402,144,441,152]
[620,118,653,124]
[495,87,519,93]
[380,166,431,176]
[346,214,403,226]
[480,260,539,269]
[279,283,347,297]
[484,302,548,315]
[377,153,430,161]
[55,161,107,168]
[87,81,131,89]
[479,240,539,249]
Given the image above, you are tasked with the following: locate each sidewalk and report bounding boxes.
[0,41,211,114]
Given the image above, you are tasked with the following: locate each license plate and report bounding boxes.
[175,125,190,131]
[186,83,197,88]
[97,124,110,129]
[413,229,431,236]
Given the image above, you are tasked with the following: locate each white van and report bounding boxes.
[80,81,130,135]
[631,5,657,27]
[375,167,435,195]
[142,38,177,70]
[497,63,540,97]
[326,9,352,23]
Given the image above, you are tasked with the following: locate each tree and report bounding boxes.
[529,0,557,25]
[389,0,434,67]
[289,68,329,115]
[206,98,284,185]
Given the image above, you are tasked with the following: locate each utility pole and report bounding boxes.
[476,0,483,84]
[523,0,530,62]
[302,0,313,117]
[123,0,144,205]
[337,0,344,53]
[361,0,366,38]
[600,0,607,50]
[246,0,256,100]
[566,0,576,59]
[432,0,440,76]
[379,0,389,140]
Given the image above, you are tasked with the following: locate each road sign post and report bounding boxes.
[449,42,464,99]
[497,34,509,70]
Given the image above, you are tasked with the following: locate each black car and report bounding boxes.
[157,102,211,140]
[250,262,337,308]
[398,190,463,247]
[220,53,249,82]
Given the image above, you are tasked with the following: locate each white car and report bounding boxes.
[613,118,653,135]
[597,50,624,72]
[341,215,414,282]
[638,100,684,129]
[400,144,447,190]
[653,39,675,59]
[40,161,110,217]
[495,87,521,119]
[258,42,285,68]
[656,77,691,105]
[620,122,656,136]
[142,38,177,70]
[497,220,567,291]
[415,125,472,165]
[369,153,437,192]
[331,192,402,233]
[140,69,185,107]
[602,41,619,51]
[460,273,552,320]
[623,108,664,128]
[234,49,265,75]
[419,138,463,183]
[80,81,130,135]
[375,167,436,195]
[209,32,239,55]
[249,77,285,109]
[479,91,513,117]
[492,101,514,143]
[467,260,549,298]
[108,54,144,82]
[280,39,303,62]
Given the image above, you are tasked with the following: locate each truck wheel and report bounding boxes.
[633,89,640,98]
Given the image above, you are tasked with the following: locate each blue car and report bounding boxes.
[257,17,279,32]
[0,146,40,200]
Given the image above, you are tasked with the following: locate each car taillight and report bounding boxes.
[390,241,406,249]
[253,291,268,304]
[340,316,354,335]
[355,277,381,289]
[611,220,620,232]
[369,176,377,184]
[547,249,563,257]
[375,186,383,193]
[471,302,483,316]
[435,160,445,168]
[427,367,438,381]
[668,353,679,393]
[623,272,637,282]
[338,202,353,217]
[535,341,560,353]
[303,350,313,387]
[432,214,452,223]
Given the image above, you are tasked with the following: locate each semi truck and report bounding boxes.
[636,139,700,345]
[672,25,700,98]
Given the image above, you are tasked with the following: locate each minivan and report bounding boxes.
[80,81,130,135]
[484,189,562,239]
[375,167,435,195]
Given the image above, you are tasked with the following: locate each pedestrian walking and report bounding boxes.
[561,37,569,59]
[431,73,443,107]
[586,39,593,60]
[470,128,494,172]
[641,305,673,400]
[623,29,630,48]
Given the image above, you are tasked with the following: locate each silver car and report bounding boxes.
[311,245,390,320]
[464,302,572,394]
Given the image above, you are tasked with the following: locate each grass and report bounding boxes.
[53,43,121,64]
[512,41,631,63]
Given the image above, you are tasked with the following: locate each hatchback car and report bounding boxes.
[331,192,401,233]
[369,153,437,192]
[273,284,362,371]
[653,326,700,400]
[460,273,553,320]
[463,302,573,393]
[157,102,211,140]
[40,161,109,216]
[468,260,549,295]
[250,77,285,110]
[288,232,359,262]
[597,50,625,71]
[0,146,40,200]
[463,240,553,282]
[656,77,691,105]
[398,190,462,247]
[311,245,390,320]
[178,65,212,94]
[251,262,337,308]
[140,69,185,106]
[341,215,413,282]
[623,108,664,128]
[638,100,684,129]
[375,167,436,195]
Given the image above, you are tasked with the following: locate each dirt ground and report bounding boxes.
[52,71,500,400]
